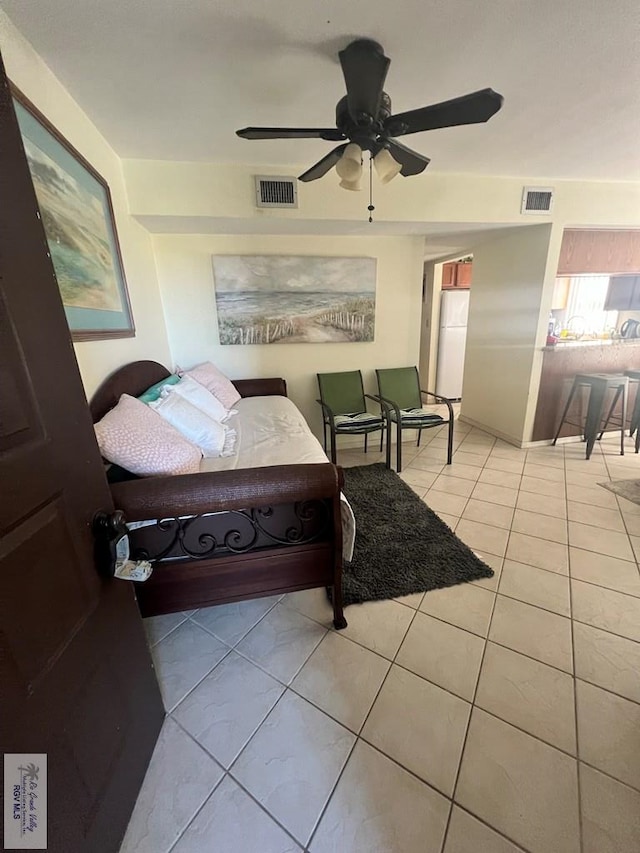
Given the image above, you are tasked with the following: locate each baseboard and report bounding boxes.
[457,415,626,450]
[456,415,525,448]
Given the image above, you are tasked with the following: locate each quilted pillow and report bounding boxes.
[94,394,202,476]
[150,393,236,458]
[168,374,235,422]
[183,362,241,410]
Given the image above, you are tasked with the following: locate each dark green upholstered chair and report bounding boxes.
[317,370,388,465]
[375,366,454,472]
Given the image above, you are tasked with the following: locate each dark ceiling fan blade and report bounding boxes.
[236,127,347,141]
[339,39,390,123]
[298,144,348,182]
[384,88,504,136]
[385,139,430,177]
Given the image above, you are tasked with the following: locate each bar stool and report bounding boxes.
[552,373,628,459]
[625,369,640,453]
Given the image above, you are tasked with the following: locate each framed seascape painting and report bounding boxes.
[212,255,377,345]
[12,86,134,341]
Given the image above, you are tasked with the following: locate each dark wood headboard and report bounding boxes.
[90,360,171,423]
[90,361,289,423]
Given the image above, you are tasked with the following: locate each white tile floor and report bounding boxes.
[120,418,640,853]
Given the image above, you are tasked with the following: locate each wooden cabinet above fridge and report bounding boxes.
[442,261,472,289]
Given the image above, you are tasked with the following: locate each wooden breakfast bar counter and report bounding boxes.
[532,340,640,442]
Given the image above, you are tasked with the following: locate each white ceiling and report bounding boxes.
[4,0,640,181]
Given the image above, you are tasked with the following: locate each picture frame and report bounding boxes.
[11,84,135,341]
[212,255,377,345]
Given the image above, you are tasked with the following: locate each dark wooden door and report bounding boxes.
[0,52,164,853]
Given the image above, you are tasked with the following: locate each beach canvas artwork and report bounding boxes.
[23,137,121,312]
[212,256,377,345]
[13,91,134,340]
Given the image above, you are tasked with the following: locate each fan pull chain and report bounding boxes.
[368,155,375,223]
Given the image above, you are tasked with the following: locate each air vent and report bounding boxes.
[255,176,298,208]
[521,186,554,214]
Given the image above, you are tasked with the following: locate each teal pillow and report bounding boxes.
[138,374,180,404]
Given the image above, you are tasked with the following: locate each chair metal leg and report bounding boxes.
[598,387,623,440]
[584,382,607,460]
[396,424,402,473]
[552,381,579,445]
[417,429,422,447]
[322,422,327,454]
[385,421,391,469]
[446,419,454,465]
[364,432,368,454]
[620,384,628,456]
[379,429,383,452]
[329,425,337,464]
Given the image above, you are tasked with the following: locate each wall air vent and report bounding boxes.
[521,186,554,214]
[255,176,298,208]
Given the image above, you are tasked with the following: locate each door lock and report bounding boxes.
[92,511,153,582]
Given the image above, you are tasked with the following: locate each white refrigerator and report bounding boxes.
[436,290,469,399]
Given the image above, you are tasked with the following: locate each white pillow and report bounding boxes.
[150,393,236,458]
[183,362,241,410]
[94,394,202,476]
[168,374,235,422]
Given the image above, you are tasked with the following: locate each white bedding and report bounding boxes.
[129,395,355,561]
[200,396,335,471]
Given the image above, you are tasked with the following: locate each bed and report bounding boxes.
[90,360,349,628]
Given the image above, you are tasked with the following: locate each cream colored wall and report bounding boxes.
[460,224,554,444]
[124,159,640,230]
[152,234,424,439]
[421,262,444,393]
[0,11,171,397]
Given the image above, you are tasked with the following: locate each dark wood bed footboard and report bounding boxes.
[110,463,346,628]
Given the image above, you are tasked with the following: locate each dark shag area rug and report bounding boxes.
[599,479,640,506]
[337,463,494,607]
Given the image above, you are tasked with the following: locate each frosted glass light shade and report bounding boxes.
[339,177,362,191]
[336,143,363,182]
[374,148,402,184]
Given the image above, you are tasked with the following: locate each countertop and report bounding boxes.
[543,338,640,351]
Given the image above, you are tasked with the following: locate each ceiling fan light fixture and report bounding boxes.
[339,176,362,191]
[373,147,402,184]
[335,142,363,182]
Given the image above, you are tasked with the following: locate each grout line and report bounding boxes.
[188,594,283,648]
[564,444,585,853]
[442,560,499,851]
[305,572,436,851]
[164,769,226,853]
[224,770,309,851]
[228,687,356,850]
[437,432,510,850]
[445,802,530,852]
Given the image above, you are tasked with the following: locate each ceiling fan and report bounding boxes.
[236,39,504,190]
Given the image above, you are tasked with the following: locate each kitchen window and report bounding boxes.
[551,276,618,337]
